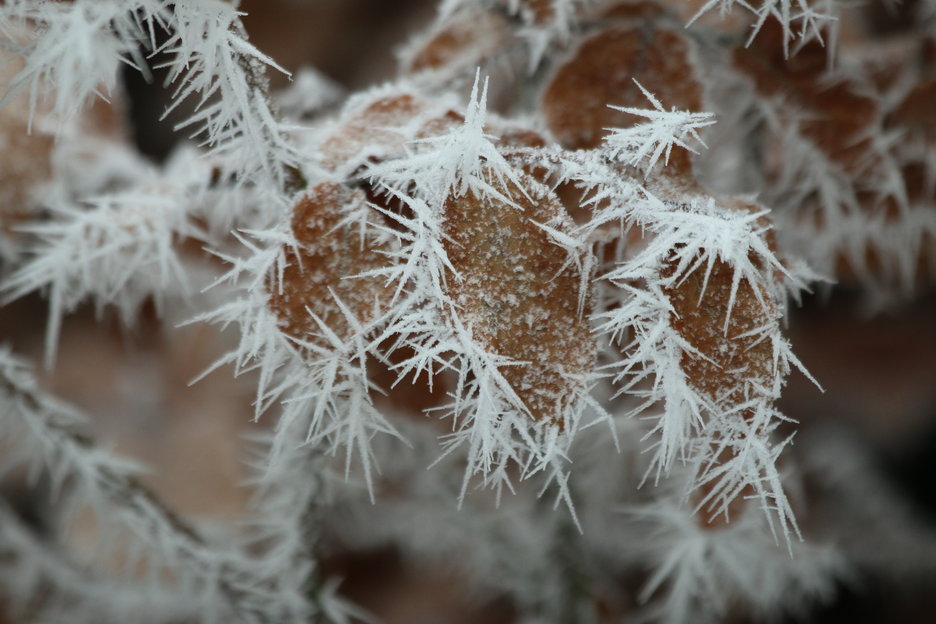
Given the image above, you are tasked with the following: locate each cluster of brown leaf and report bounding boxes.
[266,0,783,433]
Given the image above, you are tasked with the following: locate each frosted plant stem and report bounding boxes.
[0,500,203,623]
[0,350,277,624]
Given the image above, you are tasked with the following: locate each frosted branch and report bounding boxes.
[0,348,283,624]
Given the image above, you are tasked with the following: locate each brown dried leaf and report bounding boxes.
[732,19,878,173]
[442,173,596,424]
[403,10,510,75]
[888,78,936,145]
[0,112,53,235]
[664,241,783,526]
[542,26,703,176]
[268,182,391,347]
[0,49,54,235]
[663,254,777,409]
[598,0,666,20]
[319,91,464,176]
[319,94,427,172]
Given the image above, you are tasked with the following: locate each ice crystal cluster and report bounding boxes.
[0,0,934,622]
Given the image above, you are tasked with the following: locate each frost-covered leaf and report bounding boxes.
[441,171,595,424]
[267,181,392,347]
[662,251,778,407]
[400,7,510,77]
[542,23,703,168]
[2,187,201,365]
[319,87,460,176]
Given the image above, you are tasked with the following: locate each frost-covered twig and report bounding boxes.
[246,416,371,624]
[0,0,165,125]
[0,348,284,624]
[0,0,299,191]
[2,194,197,359]
[0,501,203,624]
[160,1,301,189]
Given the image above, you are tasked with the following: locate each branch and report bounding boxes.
[0,348,279,624]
